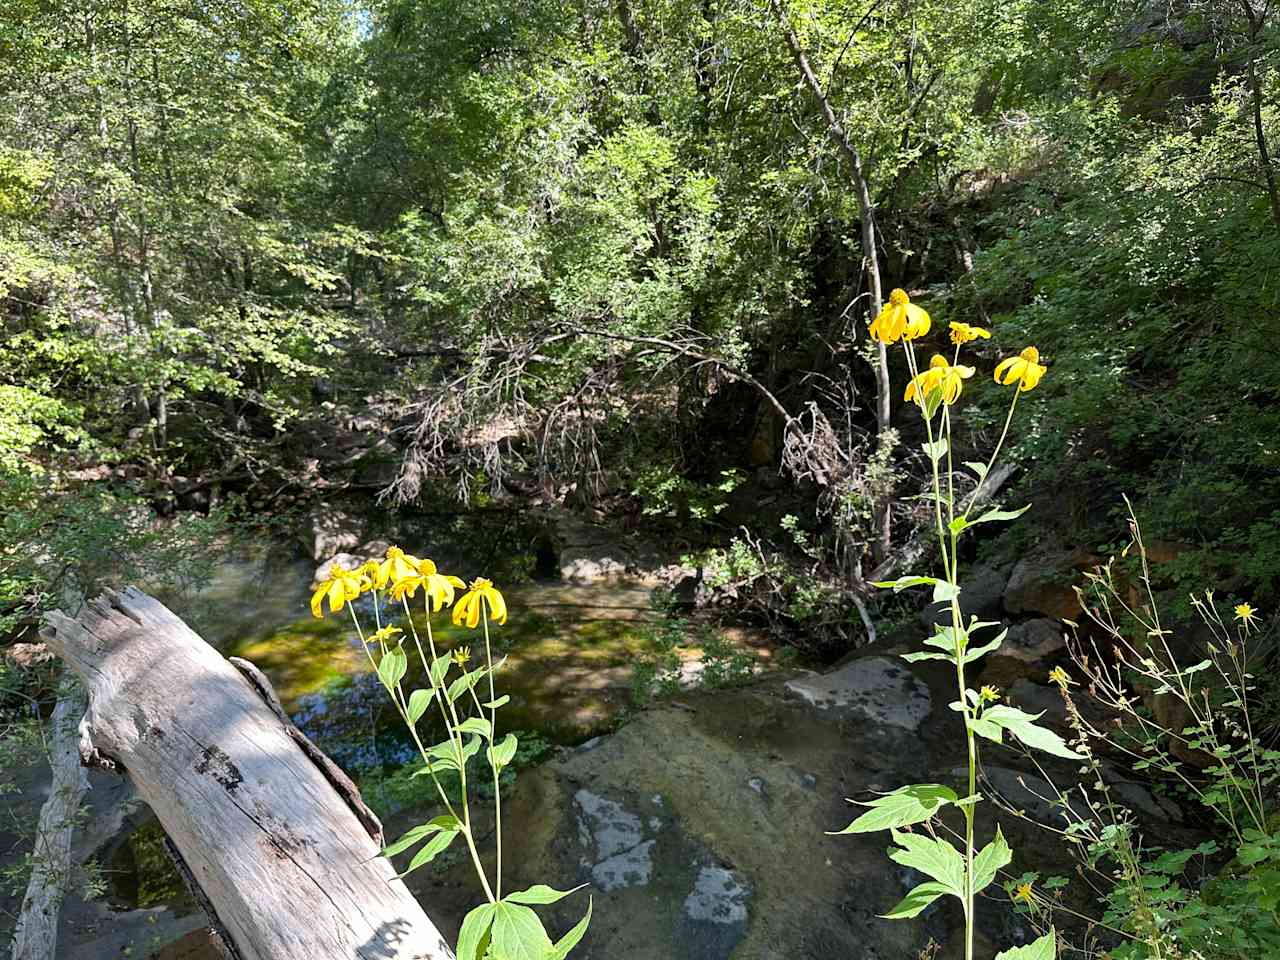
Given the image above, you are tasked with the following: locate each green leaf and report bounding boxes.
[949,517,971,535]
[966,716,1003,743]
[972,825,1013,894]
[489,733,519,769]
[448,666,487,703]
[921,438,948,463]
[395,828,459,877]
[504,883,587,906]
[550,897,592,960]
[483,694,511,709]
[964,461,989,483]
[970,504,1032,527]
[407,688,435,725]
[902,650,953,663]
[931,580,960,605]
[994,929,1057,960]
[457,716,493,739]
[429,654,452,686]
[377,647,407,691]
[982,706,1082,760]
[456,903,496,960]
[963,628,1007,664]
[887,829,966,896]
[830,784,958,835]
[382,814,463,857]
[871,575,938,592]
[491,902,554,960]
[881,880,951,919]
[924,387,944,419]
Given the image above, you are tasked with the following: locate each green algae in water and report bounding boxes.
[108,819,195,910]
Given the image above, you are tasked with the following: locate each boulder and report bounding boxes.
[1004,547,1095,620]
[303,508,367,562]
[551,514,639,583]
[1001,618,1067,664]
[786,657,931,731]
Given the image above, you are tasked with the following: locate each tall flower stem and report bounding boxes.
[482,611,503,899]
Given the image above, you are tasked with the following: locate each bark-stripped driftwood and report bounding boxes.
[41,588,454,960]
[10,677,89,960]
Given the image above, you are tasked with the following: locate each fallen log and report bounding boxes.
[41,587,454,960]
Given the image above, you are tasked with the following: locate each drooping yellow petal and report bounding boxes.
[993,356,1018,384]
[310,584,327,618]
[484,585,508,625]
[466,596,481,628]
[903,303,931,339]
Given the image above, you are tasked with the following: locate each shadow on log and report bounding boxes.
[41,587,455,960]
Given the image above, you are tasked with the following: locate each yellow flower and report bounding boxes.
[949,322,991,345]
[368,625,403,646]
[453,577,508,628]
[869,288,931,344]
[904,355,975,407]
[310,562,367,618]
[1012,882,1034,905]
[375,546,421,590]
[389,557,466,611]
[979,685,1001,703]
[994,346,1047,393]
[1234,603,1258,628]
[453,646,472,666]
[1048,666,1076,688]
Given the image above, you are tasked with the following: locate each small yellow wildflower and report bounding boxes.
[375,546,421,590]
[1048,666,1076,688]
[1012,882,1034,905]
[994,346,1047,393]
[949,322,991,345]
[453,646,472,667]
[390,557,466,611]
[869,288,931,344]
[1234,603,1258,628]
[368,625,403,646]
[309,562,368,618]
[453,578,508,628]
[979,685,1001,704]
[904,355,975,407]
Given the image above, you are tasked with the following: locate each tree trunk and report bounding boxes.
[41,588,455,960]
[10,677,89,960]
[770,0,893,562]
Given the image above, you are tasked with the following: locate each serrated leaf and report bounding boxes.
[489,733,518,769]
[504,883,587,906]
[551,897,592,960]
[407,688,435,725]
[983,706,1082,760]
[491,902,554,960]
[994,929,1057,960]
[830,784,958,835]
[456,903,496,960]
[963,628,1008,664]
[949,516,971,535]
[971,504,1032,526]
[377,647,407,691]
[881,880,951,919]
[972,825,1013,894]
[395,828,459,877]
[887,830,966,896]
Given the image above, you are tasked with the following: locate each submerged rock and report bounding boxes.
[784,656,931,731]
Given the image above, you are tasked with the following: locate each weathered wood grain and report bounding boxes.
[41,587,454,960]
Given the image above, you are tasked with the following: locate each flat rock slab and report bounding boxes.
[785,656,931,731]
